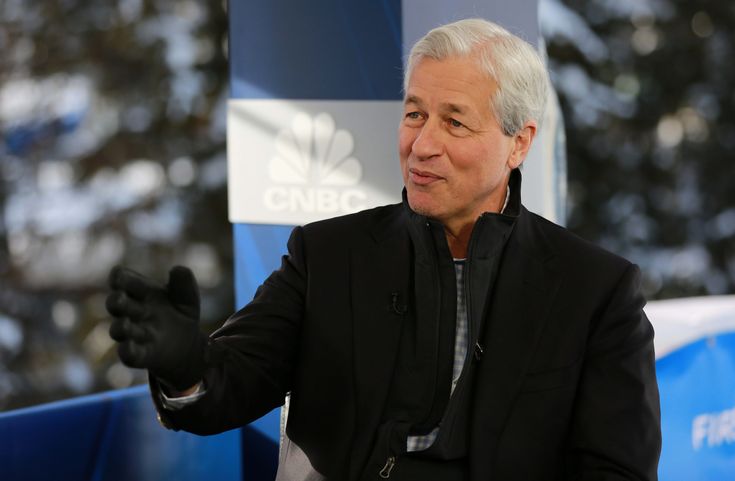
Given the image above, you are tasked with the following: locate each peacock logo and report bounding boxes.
[268,112,362,185]
[264,112,367,214]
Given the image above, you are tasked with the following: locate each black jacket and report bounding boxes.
[153,177,661,480]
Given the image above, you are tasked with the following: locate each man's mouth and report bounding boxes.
[409,168,444,186]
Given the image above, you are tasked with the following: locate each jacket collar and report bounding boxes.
[400,168,523,261]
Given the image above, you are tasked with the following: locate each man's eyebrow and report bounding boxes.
[441,102,469,115]
[404,97,471,114]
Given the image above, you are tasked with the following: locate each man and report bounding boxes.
[106,18,661,481]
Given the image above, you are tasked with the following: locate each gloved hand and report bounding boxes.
[106,265,207,392]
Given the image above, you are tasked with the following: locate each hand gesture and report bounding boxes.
[106,265,207,392]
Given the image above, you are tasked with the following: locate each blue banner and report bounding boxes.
[657,333,735,480]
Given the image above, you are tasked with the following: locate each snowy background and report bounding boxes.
[1,0,733,409]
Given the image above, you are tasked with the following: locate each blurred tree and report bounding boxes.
[543,0,735,299]
[2,0,734,410]
[0,0,231,409]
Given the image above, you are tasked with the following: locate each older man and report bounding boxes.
[107,18,661,481]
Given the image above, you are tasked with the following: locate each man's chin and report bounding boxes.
[407,196,442,220]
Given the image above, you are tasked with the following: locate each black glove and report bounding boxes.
[106,265,207,392]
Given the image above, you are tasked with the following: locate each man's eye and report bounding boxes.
[449,119,464,128]
[406,112,421,120]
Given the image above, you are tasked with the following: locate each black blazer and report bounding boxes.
[154,202,661,481]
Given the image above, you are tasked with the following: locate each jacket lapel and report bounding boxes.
[470,208,563,474]
[349,208,412,461]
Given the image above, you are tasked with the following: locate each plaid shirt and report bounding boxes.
[406,260,468,452]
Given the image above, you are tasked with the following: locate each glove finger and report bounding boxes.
[106,291,145,319]
[110,317,150,343]
[109,317,129,342]
[117,340,150,368]
[167,265,200,319]
[105,291,125,317]
[109,266,163,301]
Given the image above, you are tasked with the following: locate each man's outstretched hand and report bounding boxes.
[106,265,207,392]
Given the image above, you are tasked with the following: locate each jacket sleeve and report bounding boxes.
[151,226,308,435]
[566,263,662,481]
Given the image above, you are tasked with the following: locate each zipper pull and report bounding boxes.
[474,342,484,362]
[379,456,396,478]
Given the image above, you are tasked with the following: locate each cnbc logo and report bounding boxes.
[263,112,368,214]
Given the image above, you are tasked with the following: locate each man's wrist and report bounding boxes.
[155,332,208,391]
[168,382,202,397]
[158,379,204,399]
[159,379,204,398]
[159,380,206,411]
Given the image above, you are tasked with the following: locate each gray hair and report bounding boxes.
[404,18,550,136]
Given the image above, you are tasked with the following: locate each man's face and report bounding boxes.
[399,55,531,231]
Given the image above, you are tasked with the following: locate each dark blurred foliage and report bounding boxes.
[543,0,735,299]
[0,0,231,410]
[1,0,734,410]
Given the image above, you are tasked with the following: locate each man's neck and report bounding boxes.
[443,183,511,258]
[445,223,474,259]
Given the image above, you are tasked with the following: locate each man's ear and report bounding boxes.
[507,121,537,170]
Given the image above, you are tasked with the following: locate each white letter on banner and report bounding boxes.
[716,408,735,446]
[341,190,367,212]
[692,414,709,451]
[264,187,289,211]
[317,189,339,213]
[292,189,315,212]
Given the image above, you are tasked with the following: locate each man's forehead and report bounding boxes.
[403,55,496,106]
[404,94,470,114]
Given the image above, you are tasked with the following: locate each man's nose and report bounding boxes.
[411,121,443,160]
